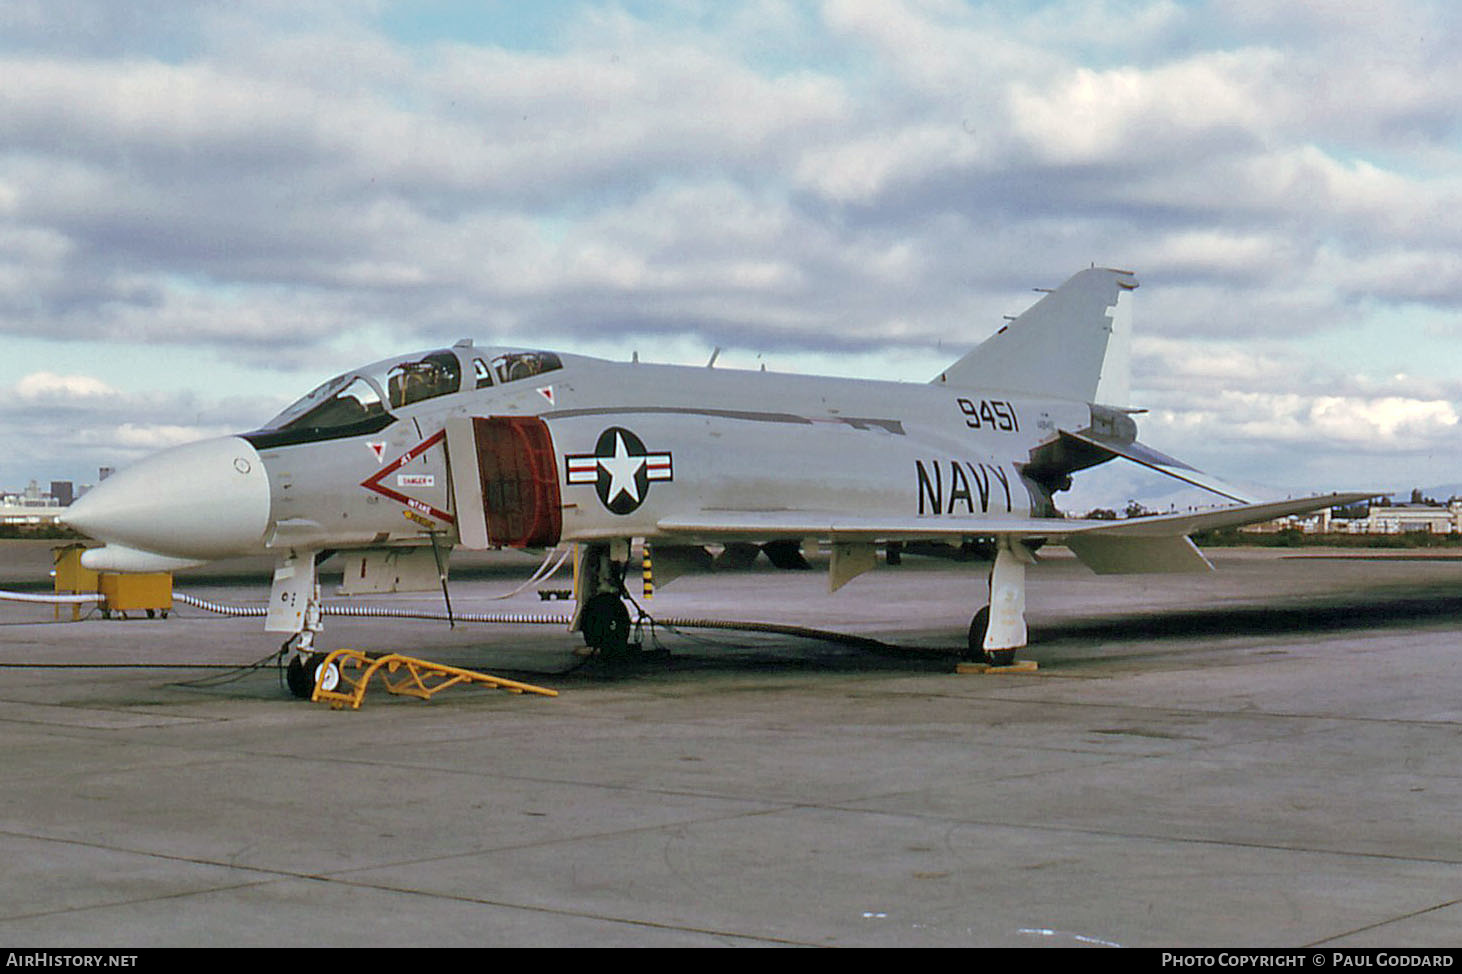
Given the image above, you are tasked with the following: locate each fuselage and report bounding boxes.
[63,341,1101,569]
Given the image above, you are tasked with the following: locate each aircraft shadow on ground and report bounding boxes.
[143,583,1462,693]
[1037,590,1462,645]
[540,586,1462,679]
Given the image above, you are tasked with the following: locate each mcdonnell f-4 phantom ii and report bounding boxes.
[61,267,1369,695]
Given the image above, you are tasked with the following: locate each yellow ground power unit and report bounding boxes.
[97,571,172,619]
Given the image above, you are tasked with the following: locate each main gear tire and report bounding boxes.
[582,592,633,662]
[963,606,991,664]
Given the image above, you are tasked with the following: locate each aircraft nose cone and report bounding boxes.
[61,436,272,560]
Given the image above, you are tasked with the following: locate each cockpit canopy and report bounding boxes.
[246,346,564,448]
[484,350,562,385]
[387,350,461,409]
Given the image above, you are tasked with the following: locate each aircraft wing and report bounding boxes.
[1066,491,1377,538]
[657,491,1377,576]
[1057,491,1377,573]
[657,511,1082,542]
[658,492,1372,541]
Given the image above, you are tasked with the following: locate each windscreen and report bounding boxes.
[247,373,396,448]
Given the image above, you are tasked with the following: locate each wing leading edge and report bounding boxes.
[657,491,1376,576]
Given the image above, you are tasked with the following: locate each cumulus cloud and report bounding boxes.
[0,1,1459,492]
[14,371,116,400]
[1150,391,1458,450]
[111,422,235,450]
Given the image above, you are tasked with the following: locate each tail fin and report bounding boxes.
[935,267,1137,405]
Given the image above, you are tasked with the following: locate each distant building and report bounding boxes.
[0,479,77,525]
[1244,501,1462,535]
[0,494,66,526]
[1353,502,1460,535]
[0,506,63,526]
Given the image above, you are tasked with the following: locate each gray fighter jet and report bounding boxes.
[62,268,1369,694]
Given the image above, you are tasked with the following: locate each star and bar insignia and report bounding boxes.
[565,427,672,515]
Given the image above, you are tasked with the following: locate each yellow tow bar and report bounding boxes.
[310,649,559,710]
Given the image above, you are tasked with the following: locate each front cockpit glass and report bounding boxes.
[387,351,461,409]
[492,351,562,384]
[266,374,388,434]
[266,373,352,431]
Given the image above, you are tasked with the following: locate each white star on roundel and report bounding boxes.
[597,431,646,505]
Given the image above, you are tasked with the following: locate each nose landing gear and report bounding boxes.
[285,651,341,700]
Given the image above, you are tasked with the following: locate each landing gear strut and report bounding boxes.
[268,550,337,699]
[965,538,1031,667]
[574,542,638,663]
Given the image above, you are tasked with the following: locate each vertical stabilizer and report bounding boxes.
[935,267,1138,405]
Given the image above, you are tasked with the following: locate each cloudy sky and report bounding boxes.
[2,0,1459,507]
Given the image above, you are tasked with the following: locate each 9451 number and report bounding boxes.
[956,397,1019,432]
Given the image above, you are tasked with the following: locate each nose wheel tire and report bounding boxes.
[286,656,311,698]
[285,654,340,699]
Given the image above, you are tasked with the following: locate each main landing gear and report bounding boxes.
[580,591,633,659]
[965,605,1013,666]
[963,538,1032,667]
[575,542,640,664]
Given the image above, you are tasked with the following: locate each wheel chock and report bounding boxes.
[955,660,1040,675]
[310,650,559,710]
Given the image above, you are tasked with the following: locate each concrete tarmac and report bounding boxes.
[1,545,1460,947]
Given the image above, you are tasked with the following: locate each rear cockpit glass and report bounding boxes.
[387,351,461,409]
[492,351,562,383]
